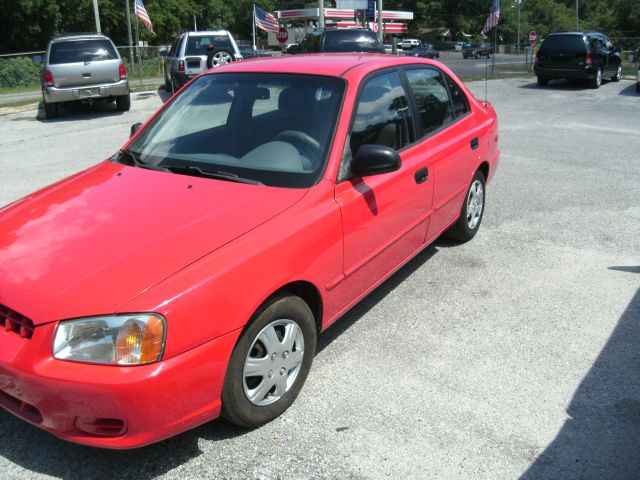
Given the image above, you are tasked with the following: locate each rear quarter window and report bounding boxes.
[541,35,587,52]
[49,39,118,64]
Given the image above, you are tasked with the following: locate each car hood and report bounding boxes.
[0,162,307,325]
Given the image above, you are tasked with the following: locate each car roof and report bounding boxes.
[186,30,231,36]
[50,33,111,43]
[209,53,439,78]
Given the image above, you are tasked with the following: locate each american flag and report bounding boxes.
[481,0,500,35]
[254,5,280,34]
[135,0,154,34]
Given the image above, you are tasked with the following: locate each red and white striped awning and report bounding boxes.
[331,21,408,34]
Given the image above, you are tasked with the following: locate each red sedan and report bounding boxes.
[0,54,499,448]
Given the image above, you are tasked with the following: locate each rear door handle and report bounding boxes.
[414,167,429,184]
[470,137,479,150]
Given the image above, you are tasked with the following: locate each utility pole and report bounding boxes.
[377,0,383,42]
[125,0,135,70]
[517,0,521,53]
[92,0,101,33]
[576,0,579,30]
[319,0,324,28]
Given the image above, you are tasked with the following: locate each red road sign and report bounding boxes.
[276,27,288,44]
[529,31,537,45]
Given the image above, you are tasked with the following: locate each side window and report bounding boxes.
[444,74,470,118]
[405,68,454,136]
[169,38,180,57]
[349,72,414,156]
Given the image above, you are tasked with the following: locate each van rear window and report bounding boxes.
[541,35,586,52]
[49,40,118,64]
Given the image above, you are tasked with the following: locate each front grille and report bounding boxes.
[0,305,34,339]
[0,389,43,423]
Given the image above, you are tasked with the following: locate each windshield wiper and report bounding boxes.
[164,164,264,186]
[117,150,168,172]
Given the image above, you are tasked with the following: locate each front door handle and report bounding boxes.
[470,137,479,150]
[414,167,429,184]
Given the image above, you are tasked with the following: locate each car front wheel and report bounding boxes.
[611,64,622,82]
[221,294,316,428]
[590,67,602,89]
[537,76,549,87]
[447,170,486,242]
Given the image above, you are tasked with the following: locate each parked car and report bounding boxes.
[41,33,130,118]
[0,53,499,449]
[163,30,243,91]
[291,28,385,54]
[398,38,421,49]
[534,32,622,88]
[238,45,272,59]
[410,44,440,59]
[462,43,493,59]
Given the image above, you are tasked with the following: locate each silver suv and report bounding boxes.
[163,30,243,92]
[42,33,130,118]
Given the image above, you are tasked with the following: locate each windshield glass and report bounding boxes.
[49,39,118,64]
[125,73,345,188]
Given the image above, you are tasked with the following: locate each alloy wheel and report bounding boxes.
[466,180,484,230]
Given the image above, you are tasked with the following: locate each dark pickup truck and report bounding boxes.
[462,43,494,59]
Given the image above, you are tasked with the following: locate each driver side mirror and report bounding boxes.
[130,122,143,137]
[351,144,401,177]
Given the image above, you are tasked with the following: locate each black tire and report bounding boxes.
[589,67,602,89]
[164,74,172,92]
[611,64,622,82]
[44,100,60,119]
[221,294,316,428]
[116,93,131,111]
[636,82,640,93]
[537,76,549,87]
[447,170,486,242]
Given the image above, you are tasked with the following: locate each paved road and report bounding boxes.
[0,78,639,479]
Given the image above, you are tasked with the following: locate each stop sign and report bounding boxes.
[529,31,537,45]
[276,27,288,44]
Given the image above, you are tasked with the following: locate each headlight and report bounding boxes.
[53,314,166,366]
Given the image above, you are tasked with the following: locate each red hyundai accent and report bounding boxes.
[0,54,499,448]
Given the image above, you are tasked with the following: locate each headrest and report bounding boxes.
[278,87,315,112]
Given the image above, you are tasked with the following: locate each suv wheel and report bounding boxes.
[590,67,602,89]
[611,64,622,82]
[44,101,60,119]
[537,76,549,87]
[116,93,131,111]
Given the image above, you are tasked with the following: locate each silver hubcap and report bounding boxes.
[213,51,233,66]
[243,319,304,406]
[596,69,602,86]
[466,180,484,230]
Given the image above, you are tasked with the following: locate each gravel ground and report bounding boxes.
[0,77,639,479]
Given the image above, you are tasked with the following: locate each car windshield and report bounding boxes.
[124,73,345,188]
[49,39,118,64]
[323,31,383,52]
[186,35,233,55]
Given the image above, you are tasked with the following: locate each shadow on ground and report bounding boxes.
[521,284,640,479]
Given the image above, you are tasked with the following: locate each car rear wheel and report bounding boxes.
[590,67,602,89]
[116,93,131,111]
[447,171,485,242]
[44,101,60,119]
[537,76,549,87]
[611,64,622,82]
[221,294,316,428]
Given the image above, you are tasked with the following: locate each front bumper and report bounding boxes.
[0,322,240,449]
[43,79,129,104]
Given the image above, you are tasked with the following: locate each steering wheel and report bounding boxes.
[275,130,322,166]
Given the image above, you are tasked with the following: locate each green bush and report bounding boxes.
[0,57,43,88]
